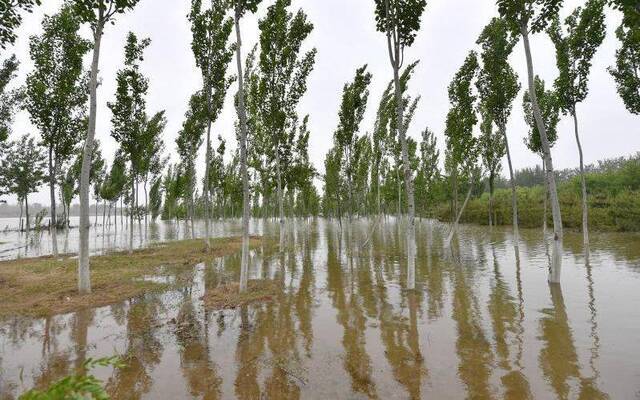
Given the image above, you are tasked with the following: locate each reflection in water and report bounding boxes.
[2,218,639,399]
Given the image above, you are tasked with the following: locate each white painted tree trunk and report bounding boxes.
[276,148,285,248]
[235,7,250,293]
[521,26,563,282]
[48,148,58,257]
[572,107,589,258]
[78,19,104,294]
[501,123,519,248]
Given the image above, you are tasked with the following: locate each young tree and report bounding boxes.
[139,111,166,225]
[478,109,505,227]
[24,4,90,257]
[374,0,427,290]
[548,0,606,255]
[333,65,372,219]
[149,177,163,221]
[74,0,141,294]
[255,0,316,249]
[444,51,480,246]
[3,134,46,231]
[1,0,41,49]
[476,17,520,238]
[414,127,439,216]
[497,0,565,254]
[523,76,560,234]
[108,32,151,254]
[189,0,234,248]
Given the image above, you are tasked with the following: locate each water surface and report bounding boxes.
[1,218,640,399]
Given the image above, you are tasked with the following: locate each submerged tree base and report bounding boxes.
[0,236,260,317]
[203,279,278,309]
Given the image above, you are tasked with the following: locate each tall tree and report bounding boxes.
[24,4,90,257]
[414,127,439,216]
[256,0,316,249]
[139,111,166,225]
[444,51,480,246]
[108,32,151,254]
[0,0,41,49]
[189,0,234,248]
[374,0,427,290]
[497,0,565,267]
[0,55,20,148]
[478,108,505,227]
[476,17,520,239]
[548,0,606,256]
[333,65,372,219]
[74,0,141,294]
[3,134,46,232]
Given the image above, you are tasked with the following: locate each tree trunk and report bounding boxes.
[235,6,250,293]
[542,158,548,235]
[78,17,104,294]
[102,199,106,227]
[19,199,23,233]
[144,179,148,227]
[521,27,563,240]
[203,77,212,249]
[25,196,30,233]
[129,179,134,253]
[572,107,589,257]
[275,145,285,248]
[48,147,58,257]
[446,185,472,246]
[501,123,519,246]
[488,172,494,227]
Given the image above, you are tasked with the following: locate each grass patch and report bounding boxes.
[0,236,260,317]
[203,279,278,309]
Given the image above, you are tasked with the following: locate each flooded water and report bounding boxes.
[1,218,640,399]
[0,217,256,261]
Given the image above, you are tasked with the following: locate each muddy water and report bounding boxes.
[1,218,640,399]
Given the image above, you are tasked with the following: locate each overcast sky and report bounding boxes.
[3,0,638,205]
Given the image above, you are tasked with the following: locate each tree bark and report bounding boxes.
[48,147,58,257]
[542,158,548,235]
[501,123,519,246]
[488,172,494,227]
[25,196,30,233]
[78,16,104,294]
[129,179,134,253]
[235,6,250,293]
[572,106,589,257]
[275,146,285,248]
[203,73,213,249]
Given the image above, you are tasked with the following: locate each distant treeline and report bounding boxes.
[434,153,640,232]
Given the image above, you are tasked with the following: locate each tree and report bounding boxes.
[74,0,141,294]
[333,65,372,219]
[548,0,606,256]
[149,177,163,221]
[0,0,41,49]
[3,134,46,231]
[24,4,90,257]
[189,0,234,248]
[0,55,20,148]
[139,111,166,225]
[478,108,505,227]
[108,32,151,254]
[374,0,427,290]
[444,51,480,246]
[476,17,520,239]
[497,0,565,270]
[608,21,640,114]
[414,127,439,216]
[255,0,316,249]
[523,76,560,235]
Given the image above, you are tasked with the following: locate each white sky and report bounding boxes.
[3,0,639,205]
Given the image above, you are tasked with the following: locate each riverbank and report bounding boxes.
[0,236,262,317]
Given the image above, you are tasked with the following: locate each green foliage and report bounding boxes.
[0,0,41,49]
[523,76,560,155]
[0,55,20,145]
[414,127,440,214]
[548,0,606,113]
[1,134,46,201]
[608,21,640,114]
[373,0,428,48]
[149,177,163,220]
[476,17,520,130]
[19,356,124,400]
[445,51,479,179]
[25,4,90,166]
[478,108,505,182]
[73,0,140,29]
[496,0,564,33]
